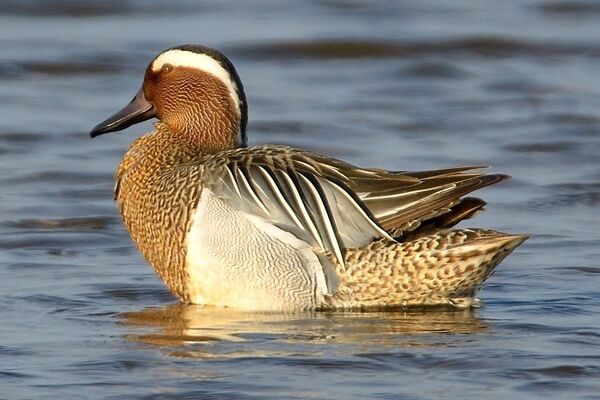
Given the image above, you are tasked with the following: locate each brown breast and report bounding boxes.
[114,123,204,302]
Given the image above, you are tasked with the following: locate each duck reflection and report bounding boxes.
[121,304,487,358]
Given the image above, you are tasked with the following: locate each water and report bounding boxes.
[1,1,599,398]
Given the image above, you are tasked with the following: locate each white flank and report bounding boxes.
[152,49,241,115]
[185,190,331,310]
[245,213,331,299]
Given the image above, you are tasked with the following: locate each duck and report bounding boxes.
[90,44,527,311]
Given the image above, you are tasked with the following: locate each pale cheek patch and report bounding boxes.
[152,50,241,115]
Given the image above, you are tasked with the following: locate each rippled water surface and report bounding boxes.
[2,1,600,399]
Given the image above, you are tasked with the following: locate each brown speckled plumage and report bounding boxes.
[92,44,527,311]
[115,124,203,302]
[327,229,525,309]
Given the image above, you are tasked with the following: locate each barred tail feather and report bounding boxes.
[328,229,527,310]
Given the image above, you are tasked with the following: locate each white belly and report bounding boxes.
[185,190,331,311]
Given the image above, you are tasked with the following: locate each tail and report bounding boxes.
[425,229,528,308]
[329,229,528,310]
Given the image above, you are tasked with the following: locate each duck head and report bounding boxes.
[90,45,248,150]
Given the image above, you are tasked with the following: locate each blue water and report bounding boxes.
[1,1,599,399]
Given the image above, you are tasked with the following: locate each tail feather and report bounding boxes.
[328,229,527,310]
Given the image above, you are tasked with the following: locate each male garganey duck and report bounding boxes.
[91,44,527,311]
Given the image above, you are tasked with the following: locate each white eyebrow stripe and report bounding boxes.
[151,49,240,115]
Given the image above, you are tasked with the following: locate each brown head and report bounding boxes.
[90,45,248,151]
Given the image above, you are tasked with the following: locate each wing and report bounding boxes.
[200,146,394,267]
[200,146,508,265]
[353,166,508,238]
[298,152,508,239]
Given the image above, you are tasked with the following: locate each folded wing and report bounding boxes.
[200,146,508,266]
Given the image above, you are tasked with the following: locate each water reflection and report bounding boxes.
[121,305,487,357]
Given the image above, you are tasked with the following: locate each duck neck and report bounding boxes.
[163,105,240,153]
[183,124,238,153]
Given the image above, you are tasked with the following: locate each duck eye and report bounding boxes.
[161,64,173,74]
